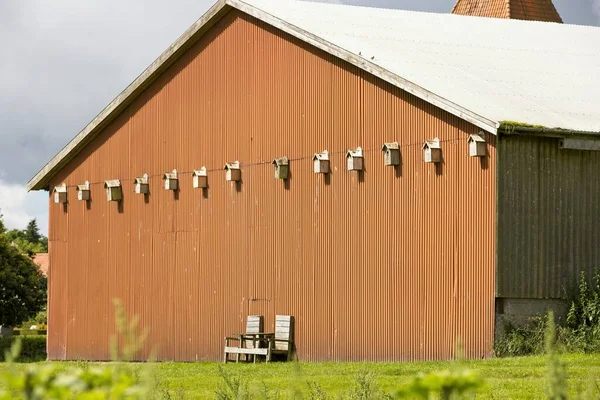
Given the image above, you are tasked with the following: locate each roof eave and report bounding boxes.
[498,123,600,138]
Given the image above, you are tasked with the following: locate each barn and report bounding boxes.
[27,0,600,362]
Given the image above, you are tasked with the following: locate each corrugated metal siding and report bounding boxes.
[497,135,600,299]
[47,9,496,362]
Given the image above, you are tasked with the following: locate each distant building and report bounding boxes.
[33,253,49,277]
[452,0,563,22]
[28,0,600,362]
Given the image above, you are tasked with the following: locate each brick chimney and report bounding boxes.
[452,0,563,23]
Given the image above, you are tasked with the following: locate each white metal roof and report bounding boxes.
[245,0,600,133]
[28,0,600,190]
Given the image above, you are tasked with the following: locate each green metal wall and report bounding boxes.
[497,135,600,299]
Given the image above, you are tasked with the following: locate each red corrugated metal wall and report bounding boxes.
[47,9,496,362]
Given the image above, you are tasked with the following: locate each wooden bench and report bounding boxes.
[224,315,271,363]
[223,315,295,363]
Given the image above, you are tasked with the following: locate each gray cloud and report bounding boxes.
[0,0,597,233]
[593,0,600,19]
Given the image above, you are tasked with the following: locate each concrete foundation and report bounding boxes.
[494,297,570,340]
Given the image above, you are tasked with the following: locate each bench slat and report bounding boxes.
[224,347,269,355]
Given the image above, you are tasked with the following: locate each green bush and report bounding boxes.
[0,336,46,362]
[34,311,47,326]
[495,270,600,357]
[12,329,47,337]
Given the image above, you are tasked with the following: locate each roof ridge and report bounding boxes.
[25,0,598,191]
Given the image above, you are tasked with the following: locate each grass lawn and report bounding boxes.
[2,354,600,398]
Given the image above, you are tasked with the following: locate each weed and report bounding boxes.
[306,381,329,400]
[546,311,567,400]
[494,316,547,357]
[563,271,600,353]
[346,370,392,400]
[215,365,251,400]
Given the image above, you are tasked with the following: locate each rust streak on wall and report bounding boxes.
[47,9,496,362]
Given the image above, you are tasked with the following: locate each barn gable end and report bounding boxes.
[46,9,496,362]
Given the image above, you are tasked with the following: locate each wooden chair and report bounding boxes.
[271,315,294,361]
[224,315,270,363]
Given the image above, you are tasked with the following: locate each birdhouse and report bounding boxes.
[163,169,178,191]
[423,139,442,163]
[224,162,241,182]
[467,133,486,157]
[313,151,330,174]
[134,174,149,194]
[381,142,400,166]
[346,147,364,171]
[272,157,289,180]
[192,167,208,188]
[53,184,67,204]
[104,180,122,202]
[77,181,90,201]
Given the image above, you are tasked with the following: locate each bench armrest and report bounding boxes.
[273,339,293,343]
[239,333,274,339]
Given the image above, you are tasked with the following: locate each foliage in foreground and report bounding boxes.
[0,340,147,400]
[214,345,483,399]
[1,301,596,399]
[0,300,154,400]
[495,271,600,357]
[214,365,483,400]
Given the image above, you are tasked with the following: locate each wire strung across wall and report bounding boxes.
[53,136,473,190]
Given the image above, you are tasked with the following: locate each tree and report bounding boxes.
[5,218,48,256]
[24,219,42,244]
[0,218,47,328]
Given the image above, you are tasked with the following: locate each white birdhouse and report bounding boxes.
[346,147,364,171]
[224,162,241,182]
[53,184,67,204]
[313,151,330,174]
[163,169,178,191]
[134,174,149,194]
[272,157,289,180]
[77,181,90,201]
[467,133,486,157]
[423,139,442,163]
[381,142,400,166]
[192,167,208,188]
[104,180,122,202]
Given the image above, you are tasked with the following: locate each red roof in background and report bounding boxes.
[33,253,49,277]
[452,0,563,23]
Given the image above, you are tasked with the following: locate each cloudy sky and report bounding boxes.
[1,0,599,234]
